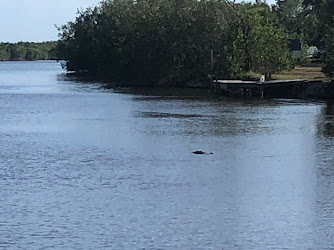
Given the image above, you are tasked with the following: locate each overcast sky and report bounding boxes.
[0,0,101,42]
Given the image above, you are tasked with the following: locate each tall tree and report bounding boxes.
[56,0,293,84]
[7,44,20,60]
[317,0,334,77]
[232,3,293,79]
[275,0,304,35]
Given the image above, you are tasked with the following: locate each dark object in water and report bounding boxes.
[193,151,213,155]
[193,151,205,154]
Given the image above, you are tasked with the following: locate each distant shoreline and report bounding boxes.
[0,58,59,62]
[0,41,57,61]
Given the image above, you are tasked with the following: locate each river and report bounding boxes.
[0,61,334,249]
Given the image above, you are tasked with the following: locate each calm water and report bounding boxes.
[1,61,334,249]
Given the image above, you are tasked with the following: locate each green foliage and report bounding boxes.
[0,41,57,61]
[250,5,293,77]
[231,3,293,79]
[322,51,334,78]
[274,0,334,78]
[274,0,324,49]
[275,0,304,35]
[303,0,334,77]
[57,0,294,85]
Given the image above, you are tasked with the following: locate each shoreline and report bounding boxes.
[62,71,334,100]
[0,58,59,62]
[2,60,333,100]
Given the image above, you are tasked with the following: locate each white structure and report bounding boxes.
[307,46,320,58]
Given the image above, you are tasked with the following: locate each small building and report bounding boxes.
[307,46,321,58]
[288,39,302,60]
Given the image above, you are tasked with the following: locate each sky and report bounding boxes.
[0,0,276,43]
[0,0,101,42]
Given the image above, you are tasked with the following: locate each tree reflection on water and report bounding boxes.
[318,101,334,137]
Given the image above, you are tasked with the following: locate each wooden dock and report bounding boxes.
[213,79,318,98]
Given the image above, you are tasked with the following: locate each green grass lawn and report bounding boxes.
[248,66,330,82]
[273,66,328,81]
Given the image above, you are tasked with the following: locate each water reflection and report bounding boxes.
[318,101,334,137]
[1,61,334,249]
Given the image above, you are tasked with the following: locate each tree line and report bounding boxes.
[55,0,334,85]
[0,41,57,61]
[274,0,334,77]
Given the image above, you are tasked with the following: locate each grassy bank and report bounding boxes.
[249,65,329,82]
[273,66,328,81]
